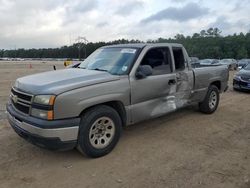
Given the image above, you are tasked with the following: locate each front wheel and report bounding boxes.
[199,85,220,114]
[77,105,122,158]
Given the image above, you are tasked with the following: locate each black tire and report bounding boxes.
[77,105,122,158]
[199,85,220,114]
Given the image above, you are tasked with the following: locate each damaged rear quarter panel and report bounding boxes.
[190,66,229,102]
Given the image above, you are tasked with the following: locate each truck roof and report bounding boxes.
[104,43,183,49]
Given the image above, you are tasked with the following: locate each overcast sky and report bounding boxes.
[0,0,249,49]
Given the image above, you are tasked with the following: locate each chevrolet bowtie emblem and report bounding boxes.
[12,95,18,103]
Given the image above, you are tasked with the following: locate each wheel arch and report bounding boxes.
[79,101,127,127]
[210,80,221,91]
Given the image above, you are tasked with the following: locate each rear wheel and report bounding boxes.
[199,85,220,114]
[77,105,122,158]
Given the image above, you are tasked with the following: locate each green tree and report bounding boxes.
[1,28,249,59]
[237,47,248,59]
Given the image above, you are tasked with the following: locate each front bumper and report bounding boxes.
[233,79,250,90]
[7,103,80,151]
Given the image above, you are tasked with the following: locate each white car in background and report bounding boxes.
[219,59,237,70]
[199,59,219,66]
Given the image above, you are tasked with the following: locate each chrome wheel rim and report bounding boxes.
[209,91,217,109]
[89,117,115,149]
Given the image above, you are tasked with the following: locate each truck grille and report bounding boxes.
[10,88,33,114]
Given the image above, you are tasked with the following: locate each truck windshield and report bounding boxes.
[79,47,138,75]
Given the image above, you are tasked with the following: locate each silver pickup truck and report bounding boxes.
[7,43,229,158]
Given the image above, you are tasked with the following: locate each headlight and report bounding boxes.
[32,95,55,120]
[31,108,53,120]
[33,95,55,105]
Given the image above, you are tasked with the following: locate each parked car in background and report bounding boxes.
[219,59,237,70]
[190,57,199,62]
[199,59,219,66]
[233,63,250,91]
[237,59,250,69]
[190,57,200,68]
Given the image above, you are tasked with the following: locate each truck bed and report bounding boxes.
[189,65,229,102]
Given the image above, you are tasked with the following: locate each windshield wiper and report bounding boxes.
[78,66,86,69]
[91,68,109,72]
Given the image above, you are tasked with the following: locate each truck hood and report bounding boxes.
[14,68,120,95]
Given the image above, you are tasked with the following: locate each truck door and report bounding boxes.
[171,47,194,108]
[129,47,177,124]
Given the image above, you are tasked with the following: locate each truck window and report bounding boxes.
[173,48,185,71]
[141,47,172,75]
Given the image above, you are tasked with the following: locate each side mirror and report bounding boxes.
[135,65,153,79]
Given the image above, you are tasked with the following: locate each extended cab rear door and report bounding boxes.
[129,46,177,124]
[171,46,194,107]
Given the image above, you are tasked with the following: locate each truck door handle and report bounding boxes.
[168,79,176,85]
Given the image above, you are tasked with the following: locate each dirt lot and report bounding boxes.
[0,61,249,188]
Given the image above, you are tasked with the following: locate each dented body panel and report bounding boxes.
[128,44,228,124]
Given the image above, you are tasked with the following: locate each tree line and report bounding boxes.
[0,28,249,60]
